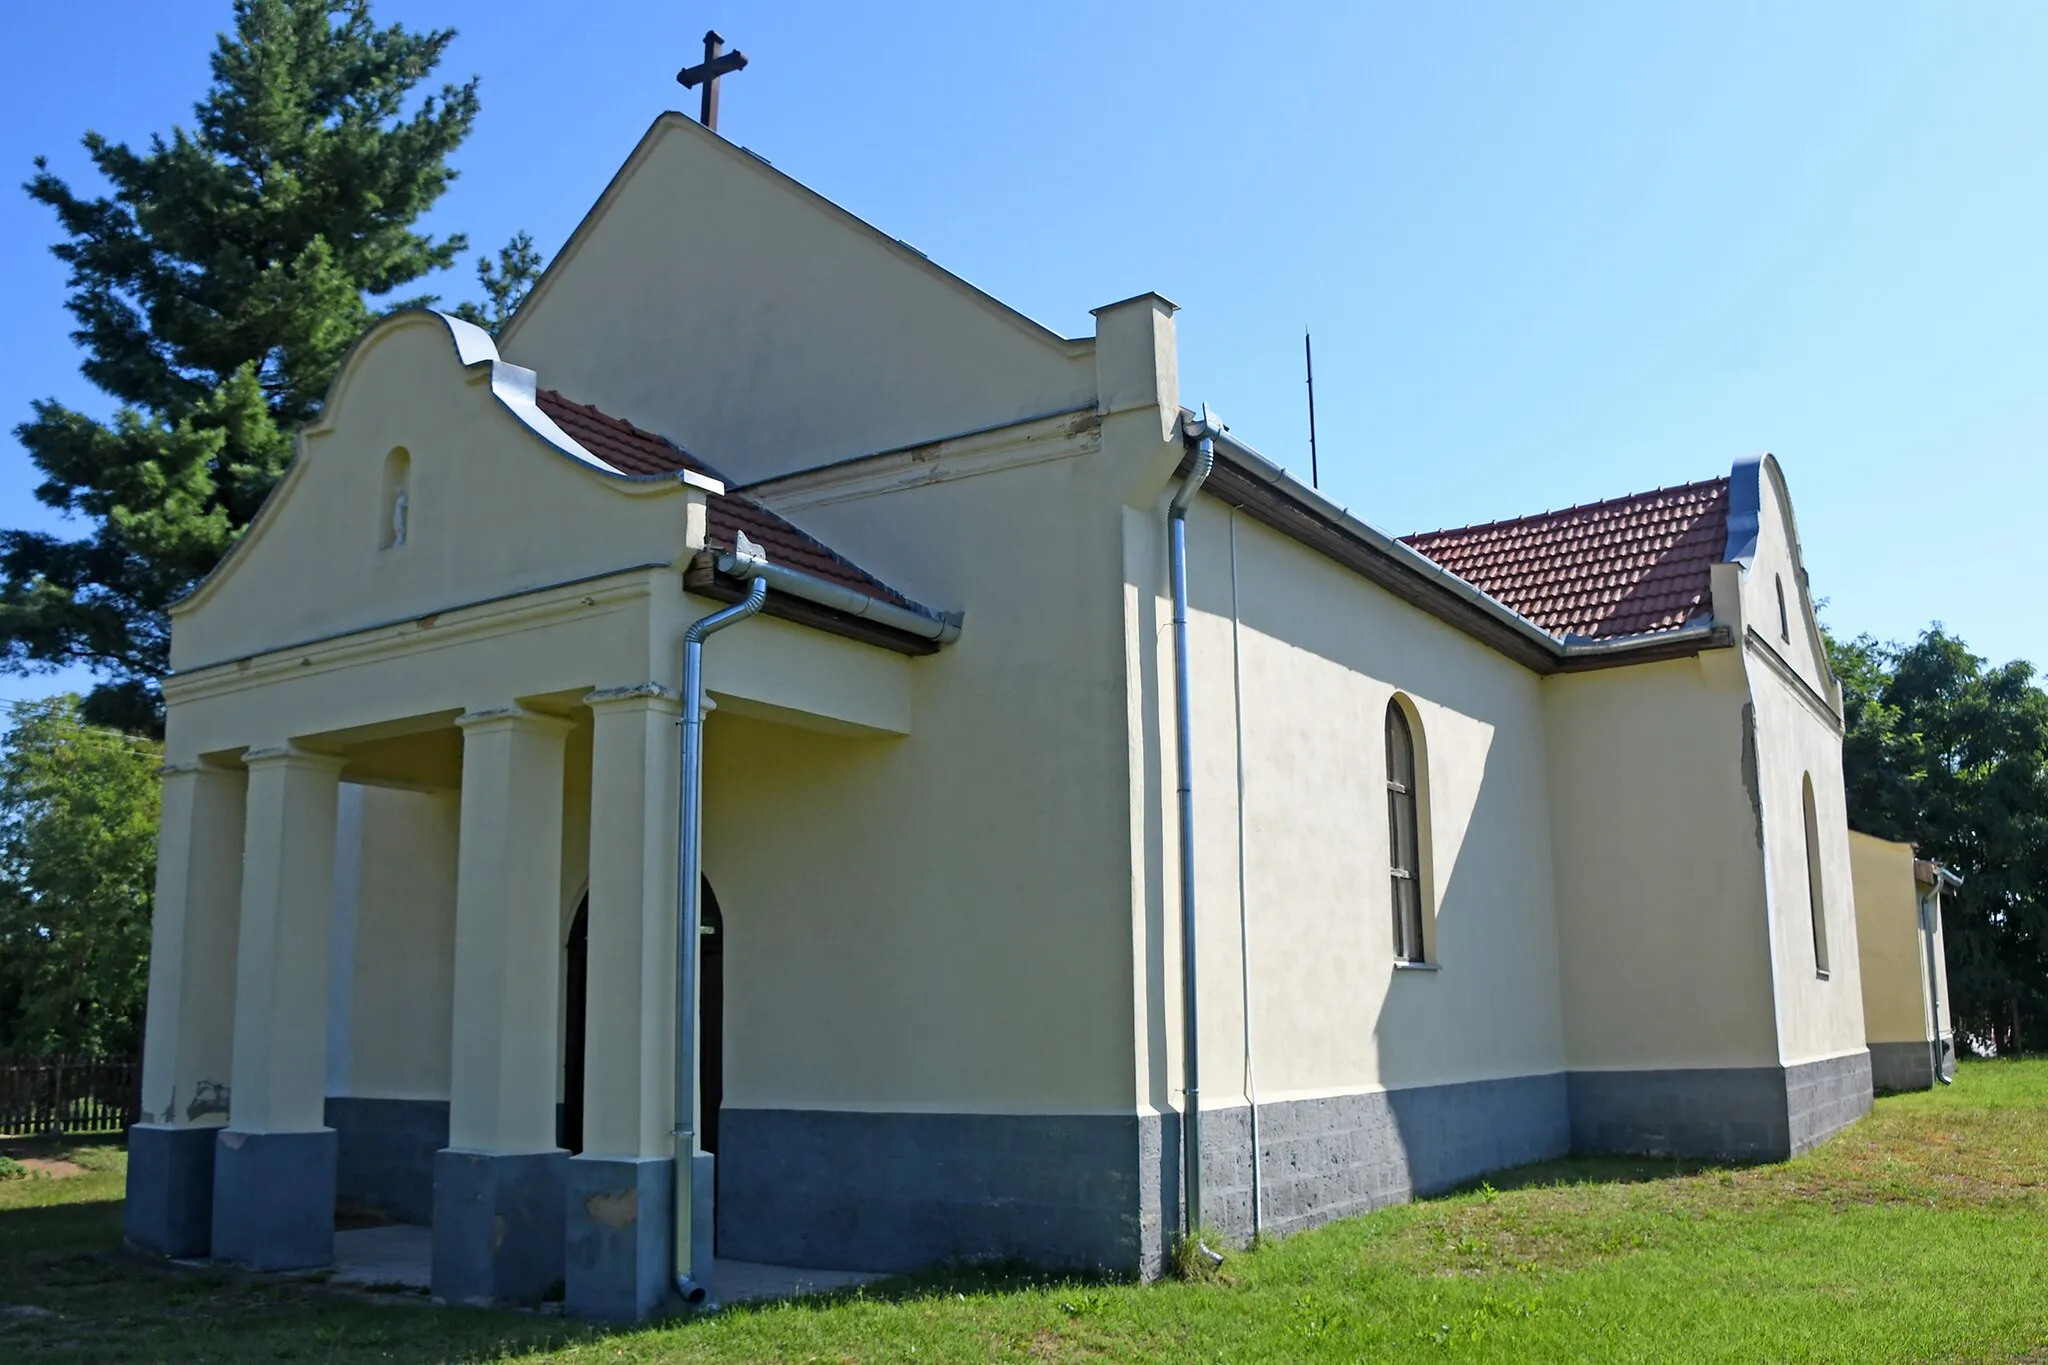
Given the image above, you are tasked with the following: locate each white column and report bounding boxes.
[448,705,572,1152]
[138,761,247,1126]
[227,745,346,1134]
[580,684,683,1158]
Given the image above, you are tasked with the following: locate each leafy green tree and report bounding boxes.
[0,697,163,1058]
[1828,627,2048,1055]
[6,0,538,734]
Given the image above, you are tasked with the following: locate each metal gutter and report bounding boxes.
[713,551,963,644]
[1195,418,1734,671]
[1202,424,1564,655]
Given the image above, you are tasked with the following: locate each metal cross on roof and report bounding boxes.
[677,29,748,133]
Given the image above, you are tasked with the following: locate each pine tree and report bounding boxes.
[6,0,536,733]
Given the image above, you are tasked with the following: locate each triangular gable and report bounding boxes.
[499,114,1096,484]
[167,312,710,673]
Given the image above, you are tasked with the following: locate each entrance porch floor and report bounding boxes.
[330,1225,884,1306]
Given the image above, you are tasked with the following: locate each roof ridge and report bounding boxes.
[1403,474,1729,546]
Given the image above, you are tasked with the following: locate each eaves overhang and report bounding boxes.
[1186,421,1735,676]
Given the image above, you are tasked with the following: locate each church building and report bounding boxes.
[125,112,1882,1319]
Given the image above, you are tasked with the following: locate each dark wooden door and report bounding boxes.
[700,878,725,1156]
[561,883,722,1158]
[562,899,589,1153]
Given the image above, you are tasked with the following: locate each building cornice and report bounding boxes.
[1743,628,1846,737]
[162,564,674,707]
[740,406,1101,514]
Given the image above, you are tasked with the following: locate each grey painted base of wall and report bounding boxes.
[1869,1041,1937,1093]
[125,1124,220,1258]
[1786,1052,1874,1154]
[432,1148,568,1306]
[1870,1038,1960,1093]
[1160,1074,1573,1259]
[718,1109,1148,1275]
[326,1097,447,1225]
[719,1075,1569,1281]
[717,1063,1874,1284]
[1568,1053,1874,1161]
[565,1155,673,1321]
[211,1128,338,1271]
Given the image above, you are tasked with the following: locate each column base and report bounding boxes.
[565,1155,674,1321]
[125,1124,220,1258]
[211,1128,338,1270]
[432,1148,568,1306]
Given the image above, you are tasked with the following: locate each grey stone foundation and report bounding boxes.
[124,1124,220,1258]
[325,1097,447,1224]
[1568,1052,1873,1161]
[211,1127,338,1271]
[717,1109,1149,1275]
[719,1074,1571,1281]
[1786,1051,1874,1153]
[1869,1041,1936,1093]
[432,1148,569,1306]
[564,1155,674,1321]
[1144,1073,1572,1268]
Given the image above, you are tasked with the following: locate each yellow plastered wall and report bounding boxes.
[1850,831,1936,1046]
[700,440,1142,1115]
[1749,662,1866,1063]
[1738,462,1866,1066]
[1544,656,1782,1070]
[341,784,459,1099]
[500,115,1095,486]
[1132,496,1569,1111]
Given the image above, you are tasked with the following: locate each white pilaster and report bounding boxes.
[448,705,573,1152]
[138,761,248,1127]
[580,684,683,1158]
[227,745,347,1134]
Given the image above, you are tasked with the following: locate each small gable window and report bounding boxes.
[1802,773,1829,978]
[1386,699,1427,964]
[1776,575,1791,643]
[380,447,411,550]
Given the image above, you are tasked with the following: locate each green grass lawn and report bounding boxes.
[4,1061,2047,1362]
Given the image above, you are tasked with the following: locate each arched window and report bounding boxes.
[1775,575,1791,642]
[1802,774,1829,977]
[380,446,411,550]
[1386,700,1425,963]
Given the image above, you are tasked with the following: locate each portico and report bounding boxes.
[123,309,953,1314]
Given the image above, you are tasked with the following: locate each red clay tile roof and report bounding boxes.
[1401,477,1730,641]
[536,390,928,615]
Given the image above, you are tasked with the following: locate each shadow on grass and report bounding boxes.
[689,1258,1127,1324]
[1432,1151,1748,1199]
[0,1191,125,1260]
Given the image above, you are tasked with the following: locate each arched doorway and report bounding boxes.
[561,880,725,1158]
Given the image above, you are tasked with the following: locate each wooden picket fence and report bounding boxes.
[0,1054,140,1137]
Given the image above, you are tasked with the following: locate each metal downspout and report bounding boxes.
[1922,888,1948,1085]
[1228,509,1262,1241]
[1171,408,1220,1263]
[673,548,769,1305]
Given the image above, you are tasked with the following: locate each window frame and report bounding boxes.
[1802,773,1830,979]
[1384,698,1430,966]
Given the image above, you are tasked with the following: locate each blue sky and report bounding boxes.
[2,1,2041,705]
